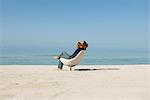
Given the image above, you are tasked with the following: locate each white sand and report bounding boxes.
[0,65,150,100]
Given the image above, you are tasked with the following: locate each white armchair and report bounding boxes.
[59,50,85,71]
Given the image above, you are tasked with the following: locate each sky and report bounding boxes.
[0,0,149,51]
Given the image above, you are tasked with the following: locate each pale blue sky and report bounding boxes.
[0,0,149,50]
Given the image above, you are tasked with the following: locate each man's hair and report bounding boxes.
[83,41,88,47]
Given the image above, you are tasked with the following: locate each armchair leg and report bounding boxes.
[70,67,72,71]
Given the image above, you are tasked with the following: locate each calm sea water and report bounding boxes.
[0,47,149,65]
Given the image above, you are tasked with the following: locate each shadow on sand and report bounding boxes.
[74,68,120,71]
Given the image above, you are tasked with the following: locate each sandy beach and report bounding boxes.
[0,65,150,100]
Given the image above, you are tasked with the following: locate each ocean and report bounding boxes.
[0,47,149,65]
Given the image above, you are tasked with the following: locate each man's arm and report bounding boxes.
[77,41,83,48]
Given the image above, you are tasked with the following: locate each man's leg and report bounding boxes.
[53,51,70,60]
[58,61,63,69]
[58,51,71,69]
[59,51,71,59]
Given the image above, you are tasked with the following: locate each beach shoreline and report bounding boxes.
[0,65,150,100]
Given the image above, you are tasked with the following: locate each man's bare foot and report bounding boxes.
[53,56,59,60]
[57,68,62,71]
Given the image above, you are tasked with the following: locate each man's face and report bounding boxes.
[82,43,87,49]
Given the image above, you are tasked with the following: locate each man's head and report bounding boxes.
[82,41,88,48]
[77,41,88,49]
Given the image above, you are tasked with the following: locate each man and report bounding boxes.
[53,41,88,69]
